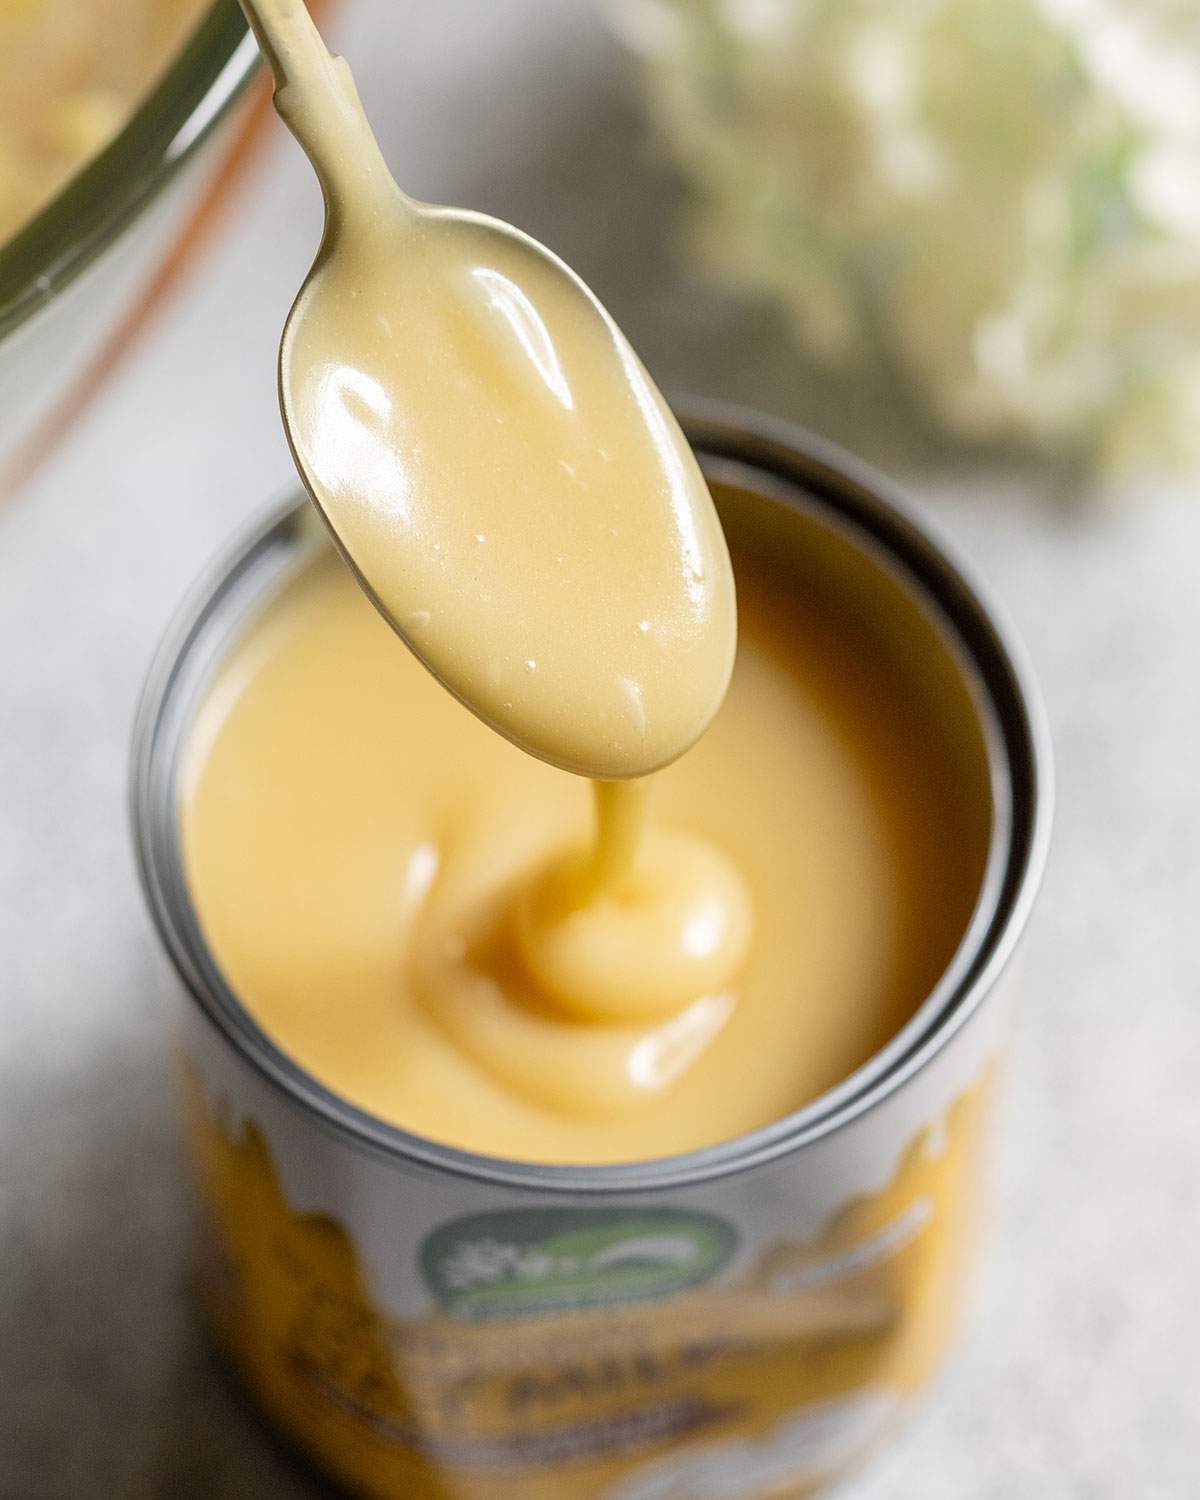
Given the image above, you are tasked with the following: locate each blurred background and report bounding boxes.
[1,1,1198,1495]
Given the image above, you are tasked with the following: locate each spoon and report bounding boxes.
[236,0,736,780]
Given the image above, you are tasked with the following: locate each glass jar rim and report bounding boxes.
[0,0,259,342]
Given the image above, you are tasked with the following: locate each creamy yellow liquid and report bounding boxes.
[182,533,986,1164]
[280,210,737,782]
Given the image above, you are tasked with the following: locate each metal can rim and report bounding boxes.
[130,399,1053,1194]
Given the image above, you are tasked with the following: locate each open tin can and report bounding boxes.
[131,404,1051,1500]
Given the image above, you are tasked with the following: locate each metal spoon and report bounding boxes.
[236,0,735,779]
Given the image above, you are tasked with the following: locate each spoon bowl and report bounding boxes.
[281,200,735,778]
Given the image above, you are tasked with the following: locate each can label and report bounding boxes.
[182,1019,997,1500]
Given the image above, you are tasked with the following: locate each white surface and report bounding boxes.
[1,2,1198,1496]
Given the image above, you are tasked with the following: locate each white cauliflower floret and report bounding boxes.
[614,0,1200,472]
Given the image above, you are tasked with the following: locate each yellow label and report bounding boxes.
[183,1068,992,1500]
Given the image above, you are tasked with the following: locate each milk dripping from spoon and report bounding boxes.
[237,0,750,1031]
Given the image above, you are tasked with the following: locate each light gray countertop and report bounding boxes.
[1,3,1197,1496]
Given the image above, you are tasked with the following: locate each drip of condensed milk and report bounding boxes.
[236,0,748,1049]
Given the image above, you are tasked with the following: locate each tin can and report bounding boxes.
[131,404,1051,1500]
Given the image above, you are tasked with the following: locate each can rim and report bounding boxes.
[131,401,1053,1192]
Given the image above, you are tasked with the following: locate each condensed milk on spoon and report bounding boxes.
[240,0,736,775]
[236,0,749,1047]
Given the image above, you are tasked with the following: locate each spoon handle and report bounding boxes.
[236,0,331,94]
[235,0,403,225]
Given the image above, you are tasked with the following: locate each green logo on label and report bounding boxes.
[420,1208,738,1320]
